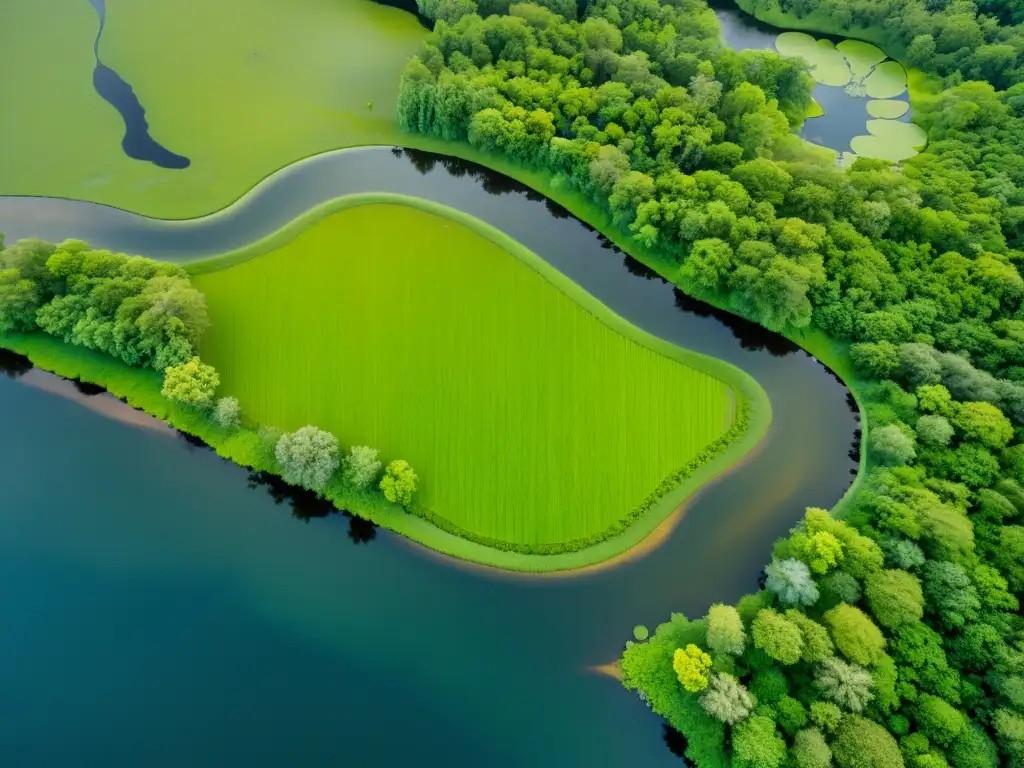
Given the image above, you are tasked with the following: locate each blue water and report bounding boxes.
[85,0,190,169]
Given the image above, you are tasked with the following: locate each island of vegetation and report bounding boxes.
[0,192,769,571]
[393,0,1024,764]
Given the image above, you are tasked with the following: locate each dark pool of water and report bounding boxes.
[84,0,190,169]
[710,0,911,153]
[0,146,858,765]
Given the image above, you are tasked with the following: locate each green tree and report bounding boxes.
[765,558,820,606]
[699,672,754,724]
[831,715,904,768]
[212,396,241,430]
[915,694,966,748]
[916,415,953,447]
[872,424,917,466]
[824,605,886,666]
[865,569,924,629]
[952,402,1014,449]
[922,560,980,630]
[993,526,1024,592]
[788,529,844,574]
[706,603,746,656]
[752,608,804,665]
[342,446,383,490]
[161,356,219,409]
[810,701,843,733]
[732,714,787,768]
[380,459,419,505]
[275,426,340,493]
[814,657,875,713]
[792,727,832,768]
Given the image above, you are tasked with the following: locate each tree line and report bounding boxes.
[394,0,1024,765]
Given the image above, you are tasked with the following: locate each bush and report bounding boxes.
[732,714,786,768]
[765,558,820,606]
[872,424,917,466]
[785,610,834,662]
[824,605,886,666]
[752,609,804,665]
[161,356,219,409]
[213,396,241,430]
[750,667,788,705]
[776,695,808,736]
[814,656,874,713]
[275,426,340,493]
[699,672,754,724]
[342,445,383,490]
[379,459,418,506]
[832,715,904,768]
[809,701,842,733]
[792,728,832,768]
[672,644,712,692]
[819,570,862,608]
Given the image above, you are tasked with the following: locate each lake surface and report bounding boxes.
[0,145,858,764]
[711,0,912,153]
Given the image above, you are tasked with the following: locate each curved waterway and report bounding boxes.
[0,147,858,765]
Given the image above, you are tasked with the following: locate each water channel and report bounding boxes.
[0,145,858,765]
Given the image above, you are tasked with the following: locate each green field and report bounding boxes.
[0,0,426,217]
[191,201,737,549]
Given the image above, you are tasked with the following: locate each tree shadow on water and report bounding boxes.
[662,723,688,761]
[672,288,799,357]
[0,348,32,379]
[246,471,378,544]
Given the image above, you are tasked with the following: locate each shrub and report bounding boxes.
[809,701,842,733]
[213,396,241,430]
[865,569,925,629]
[752,609,804,665]
[672,644,712,692]
[832,715,904,768]
[379,459,418,505]
[161,356,219,409]
[699,672,754,724]
[342,445,383,490]
[776,695,808,736]
[824,605,886,666]
[275,426,340,493]
[792,728,832,768]
[915,694,966,747]
[706,603,745,656]
[751,667,788,705]
[814,657,874,713]
[785,610,834,662]
[765,558,820,606]
[819,570,862,607]
[789,529,844,574]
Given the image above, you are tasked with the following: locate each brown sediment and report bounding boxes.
[589,661,623,681]
[21,369,175,437]
[398,429,771,582]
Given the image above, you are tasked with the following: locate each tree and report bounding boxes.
[865,569,924,629]
[922,560,980,630]
[161,357,219,409]
[949,722,1000,768]
[342,446,383,490]
[831,715,904,768]
[899,343,942,388]
[786,610,834,662]
[732,714,787,768]
[706,604,746,656]
[809,701,843,733]
[380,459,418,505]
[672,644,712,692]
[788,530,844,574]
[814,657,874,713]
[915,694,966,747]
[792,728,832,768]
[993,709,1024,767]
[777,695,808,736]
[851,342,899,379]
[213,396,241,430]
[952,402,1014,449]
[752,608,804,665]
[699,672,754,724]
[872,424,916,466]
[765,558,820,606]
[916,415,953,446]
[824,605,886,666]
[819,570,862,607]
[274,426,340,493]
[0,268,40,333]
[993,526,1024,592]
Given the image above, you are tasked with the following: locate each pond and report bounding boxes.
[711,0,922,161]
[0,147,858,765]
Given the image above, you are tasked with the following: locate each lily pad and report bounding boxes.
[864,60,907,98]
[775,32,851,87]
[866,99,909,119]
[816,39,836,49]
[866,118,927,148]
[633,625,650,641]
[837,40,886,82]
[850,132,920,163]
[806,98,824,118]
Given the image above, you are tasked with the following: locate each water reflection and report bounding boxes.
[662,724,688,761]
[0,348,32,379]
[246,470,378,542]
[672,289,799,357]
[72,379,106,396]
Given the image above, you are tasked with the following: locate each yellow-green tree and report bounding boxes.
[673,644,712,692]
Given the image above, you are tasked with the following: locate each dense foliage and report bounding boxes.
[394,0,1024,764]
[0,238,208,371]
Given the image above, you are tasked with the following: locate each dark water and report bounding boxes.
[0,147,858,765]
[710,0,911,153]
[84,0,190,169]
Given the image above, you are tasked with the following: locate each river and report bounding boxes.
[0,144,858,764]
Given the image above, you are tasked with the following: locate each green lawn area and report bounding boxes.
[191,201,738,550]
[0,0,426,217]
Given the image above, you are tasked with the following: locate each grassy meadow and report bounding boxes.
[191,201,737,550]
[0,0,426,217]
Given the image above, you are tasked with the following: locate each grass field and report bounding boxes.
[191,201,737,549]
[0,0,426,217]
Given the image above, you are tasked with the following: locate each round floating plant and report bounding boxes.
[774,30,921,161]
[633,625,650,641]
[866,99,909,119]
